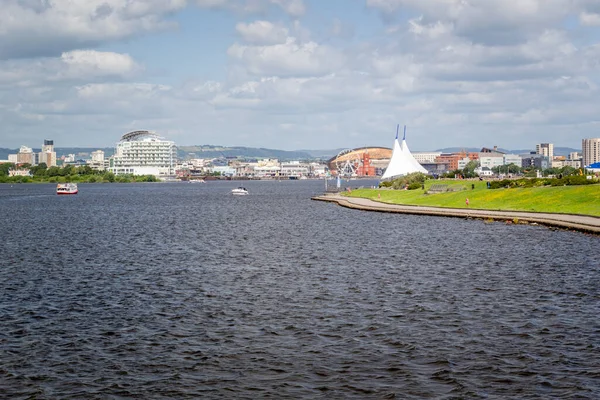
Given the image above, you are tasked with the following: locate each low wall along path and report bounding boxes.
[312,193,600,235]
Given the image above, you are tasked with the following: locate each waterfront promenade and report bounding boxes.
[312,193,600,234]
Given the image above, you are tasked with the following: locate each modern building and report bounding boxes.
[536,143,554,160]
[412,152,442,163]
[211,165,236,177]
[522,154,550,170]
[503,154,522,167]
[39,139,57,167]
[87,150,107,170]
[565,152,582,169]
[582,138,600,167]
[436,151,479,171]
[479,155,504,170]
[421,161,451,175]
[280,161,310,178]
[109,130,177,176]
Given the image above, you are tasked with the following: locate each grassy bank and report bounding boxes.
[346,179,600,217]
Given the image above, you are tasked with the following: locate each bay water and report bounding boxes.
[1,181,599,398]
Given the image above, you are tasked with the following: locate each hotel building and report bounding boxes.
[16,146,35,165]
[109,130,177,176]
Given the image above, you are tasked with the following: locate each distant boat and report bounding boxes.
[231,187,248,195]
[57,183,78,195]
[189,179,205,183]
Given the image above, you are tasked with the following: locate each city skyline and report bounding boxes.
[0,135,589,156]
[1,1,600,151]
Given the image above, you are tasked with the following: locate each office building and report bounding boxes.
[582,138,600,167]
[536,143,554,160]
[39,139,57,167]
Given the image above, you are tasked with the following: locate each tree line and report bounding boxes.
[0,163,159,183]
[441,161,583,179]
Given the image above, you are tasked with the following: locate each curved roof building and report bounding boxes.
[109,130,177,177]
[120,130,162,142]
[327,147,392,173]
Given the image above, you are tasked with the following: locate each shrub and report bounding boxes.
[387,172,427,190]
[489,176,598,189]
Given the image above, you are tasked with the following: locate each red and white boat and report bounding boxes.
[56,183,78,195]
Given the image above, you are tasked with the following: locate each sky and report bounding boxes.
[1,0,600,151]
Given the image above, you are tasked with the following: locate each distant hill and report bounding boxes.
[1,145,319,161]
[297,148,346,159]
[177,145,313,160]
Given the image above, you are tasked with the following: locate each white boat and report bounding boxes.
[231,187,248,195]
[56,183,78,195]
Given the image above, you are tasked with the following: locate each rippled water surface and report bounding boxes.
[1,181,599,399]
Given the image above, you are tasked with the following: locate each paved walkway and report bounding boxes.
[312,193,600,234]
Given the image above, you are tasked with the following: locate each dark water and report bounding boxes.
[1,181,599,399]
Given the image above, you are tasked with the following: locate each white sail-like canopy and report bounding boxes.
[401,139,428,174]
[381,125,428,180]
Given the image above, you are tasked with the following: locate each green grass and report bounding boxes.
[346,179,600,217]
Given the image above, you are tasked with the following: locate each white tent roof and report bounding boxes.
[401,139,428,174]
[381,126,428,180]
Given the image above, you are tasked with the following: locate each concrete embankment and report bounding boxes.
[312,193,600,235]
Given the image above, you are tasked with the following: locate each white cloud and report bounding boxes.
[367,0,586,45]
[3,2,600,150]
[61,51,141,77]
[0,0,185,59]
[227,37,346,77]
[580,11,600,26]
[0,51,141,87]
[196,0,305,17]
[236,21,289,44]
[270,0,305,17]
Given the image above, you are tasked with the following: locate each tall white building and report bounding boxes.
[582,138,600,167]
[91,150,105,163]
[412,152,442,163]
[89,150,106,171]
[536,143,554,160]
[109,130,177,176]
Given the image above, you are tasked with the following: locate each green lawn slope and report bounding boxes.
[346,180,600,217]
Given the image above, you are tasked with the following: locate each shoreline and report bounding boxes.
[312,193,600,235]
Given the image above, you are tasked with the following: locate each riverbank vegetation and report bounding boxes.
[348,177,600,217]
[0,163,159,183]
